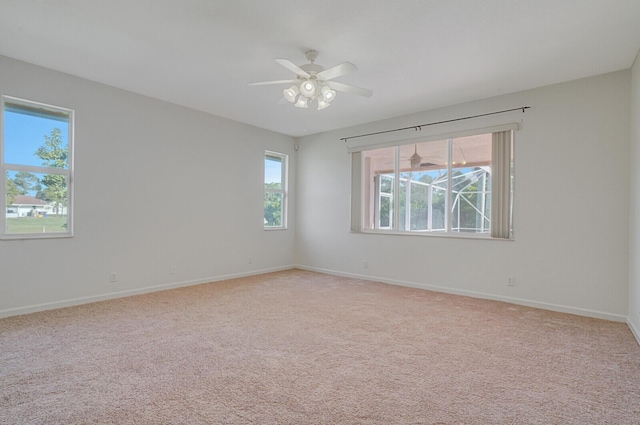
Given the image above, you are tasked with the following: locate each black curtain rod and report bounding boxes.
[340,106,530,142]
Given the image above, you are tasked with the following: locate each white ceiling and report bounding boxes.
[1,0,639,137]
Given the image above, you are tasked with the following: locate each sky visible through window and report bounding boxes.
[4,111,69,196]
[264,156,282,185]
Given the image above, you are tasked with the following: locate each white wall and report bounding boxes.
[1,55,634,327]
[0,56,296,317]
[296,70,631,321]
[629,52,640,340]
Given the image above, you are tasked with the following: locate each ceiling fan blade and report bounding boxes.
[327,81,373,97]
[316,62,357,81]
[248,79,298,86]
[275,59,310,78]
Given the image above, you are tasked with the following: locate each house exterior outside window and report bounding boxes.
[1,96,74,239]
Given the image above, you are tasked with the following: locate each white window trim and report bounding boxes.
[351,124,516,240]
[264,150,288,230]
[1,96,74,239]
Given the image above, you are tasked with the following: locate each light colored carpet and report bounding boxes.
[1,269,639,424]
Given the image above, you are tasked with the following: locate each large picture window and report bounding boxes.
[1,96,74,239]
[264,151,288,229]
[352,128,514,239]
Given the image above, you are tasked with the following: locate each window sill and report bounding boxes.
[353,229,513,241]
[1,233,73,240]
[264,227,287,231]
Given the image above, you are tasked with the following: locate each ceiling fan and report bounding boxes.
[384,145,441,170]
[249,49,372,110]
[402,142,467,169]
[409,145,423,169]
[403,145,441,170]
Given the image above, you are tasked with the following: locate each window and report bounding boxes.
[352,128,514,239]
[264,151,287,229]
[1,96,74,239]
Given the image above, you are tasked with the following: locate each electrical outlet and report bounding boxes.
[363,261,369,269]
[109,272,117,283]
[170,266,176,275]
[507,276,515,287]
[248,257,253,264]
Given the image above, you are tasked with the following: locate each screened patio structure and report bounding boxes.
[361,132,510,234]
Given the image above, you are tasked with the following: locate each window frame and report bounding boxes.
[350,124,515,240]
[1,95,75,240]
[264,150,288,230]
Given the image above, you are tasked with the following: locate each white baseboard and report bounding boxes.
[295,265,628,323]
[4,264,633,331]
[628,318,640,347]
[0,265,295,319]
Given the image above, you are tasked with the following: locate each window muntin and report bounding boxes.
[1,96,74,239]
[360,131,508,237]
[264,151,287,229]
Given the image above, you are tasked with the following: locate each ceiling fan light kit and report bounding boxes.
[317,97,330,110]
[299,80,316,97]
[321,85,335,100]
[294,96,309,108]
[283,85,299,102]
[410,154,422,169]
[288,79,334,109]
[249,49,372,111]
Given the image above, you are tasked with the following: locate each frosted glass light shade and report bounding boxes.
[294,96,309,108]
[321,85,336,101]
[283,85,299,103]
[317,98,330,110]
[299,79,316,97]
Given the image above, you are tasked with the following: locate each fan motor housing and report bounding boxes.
[300,63,325,77]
